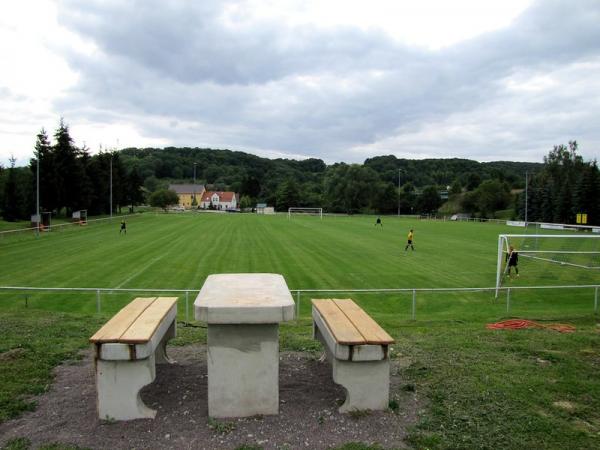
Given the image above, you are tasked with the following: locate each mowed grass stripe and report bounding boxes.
[0,213,598,319]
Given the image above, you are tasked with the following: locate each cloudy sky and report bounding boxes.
[1,0,599,167]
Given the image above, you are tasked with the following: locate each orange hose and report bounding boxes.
[486,319,575,333]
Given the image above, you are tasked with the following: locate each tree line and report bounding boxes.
[514,141,600,225]
[116,146,540,215]
[2,120,597,224]
[0,120,144,221]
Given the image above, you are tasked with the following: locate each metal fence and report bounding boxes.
[1,284,598,322]
[0,213,141,239]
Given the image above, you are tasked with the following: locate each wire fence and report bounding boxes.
[0,213,141,240]
[1,284,598,323]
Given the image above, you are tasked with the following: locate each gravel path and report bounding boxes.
[0,345,420,450]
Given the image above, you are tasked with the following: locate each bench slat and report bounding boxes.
[90,297,156,343]
[119,297,178,344]
[312,299,365,345]
[334,299,394,345]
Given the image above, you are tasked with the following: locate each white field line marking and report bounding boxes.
[114,255,167,289]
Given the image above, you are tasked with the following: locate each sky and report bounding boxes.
[1,0,599,167]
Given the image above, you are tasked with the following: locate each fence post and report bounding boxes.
[185,291,189,324]
[296,291,300,324]
[595,287,598,314]
[506,288,511,314]
[96,289,101,314]
[412,289,416,320]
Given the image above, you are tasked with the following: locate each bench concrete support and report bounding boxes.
[332,357,390,413]
[207,324,279,418]
[96,353,157,421]
[314,325,390,412]
[155,320,176,364]
[90,297,178,421]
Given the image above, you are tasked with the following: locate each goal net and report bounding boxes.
[495,234,600,297]
[288,207,323,219]
[72,210,88,225]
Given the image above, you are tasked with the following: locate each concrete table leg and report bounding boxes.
[207,324,279,418]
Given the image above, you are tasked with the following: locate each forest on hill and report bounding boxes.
[1,121,598,224]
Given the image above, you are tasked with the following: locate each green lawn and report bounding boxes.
[0,212,597,319]
[1,213,599,449]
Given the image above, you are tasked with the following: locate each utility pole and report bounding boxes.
[193,162,197,206]
[109,153,113,218]
[36,151,40,238]
[398,168,402,216]
[524,171,528,223]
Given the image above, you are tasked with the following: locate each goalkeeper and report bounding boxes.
[506,245,519,277]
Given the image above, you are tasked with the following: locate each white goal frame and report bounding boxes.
[72,209,88,224]
[287,207,323,219]
[495,234,600,297]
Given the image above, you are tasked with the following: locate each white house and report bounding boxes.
[200,191,239,210]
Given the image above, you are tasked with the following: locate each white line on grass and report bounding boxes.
[114,255,167,289]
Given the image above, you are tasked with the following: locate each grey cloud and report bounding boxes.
[54,0,600,163]
[58,0,404,85]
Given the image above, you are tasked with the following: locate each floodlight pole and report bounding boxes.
[36,151,40,238]
[193,162,197,205]
[524,171,528,223]
[398,168,401,216]
[109,153,113,218]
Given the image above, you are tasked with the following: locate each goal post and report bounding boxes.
[72,210,88,225]
[495,234,600,297]
[288,207,323,219]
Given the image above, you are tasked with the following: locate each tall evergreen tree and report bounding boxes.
[126,166,145,210]
[31,128,58,213]
[53,118,82,214]
[78,145,95,211]
[574,161,600,225]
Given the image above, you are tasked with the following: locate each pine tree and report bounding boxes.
[126,166,145,210]
[31,128,58,213]
[574,162,600,225]
[78,145,95,211]
[53,118,82,214]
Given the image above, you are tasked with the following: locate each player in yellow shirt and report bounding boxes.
[405,229,415,251]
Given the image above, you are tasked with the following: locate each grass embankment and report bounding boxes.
[1,214,599,448]
[1,309,599,449]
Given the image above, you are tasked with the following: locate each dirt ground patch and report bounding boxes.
[0,345,420,450]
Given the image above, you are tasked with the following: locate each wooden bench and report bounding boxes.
[90,297,178,421]
[312,299,395,413]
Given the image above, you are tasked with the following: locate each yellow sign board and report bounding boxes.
[576,213,588,224]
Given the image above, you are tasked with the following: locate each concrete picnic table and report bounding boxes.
[194,273,295,418]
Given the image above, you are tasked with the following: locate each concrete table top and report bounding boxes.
[194,273,295,324]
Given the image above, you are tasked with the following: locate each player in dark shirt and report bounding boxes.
[505,245,519,277]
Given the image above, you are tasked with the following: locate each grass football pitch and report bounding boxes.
[0,212,597,320]
[1,213,600,449]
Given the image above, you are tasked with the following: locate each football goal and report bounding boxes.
[495,234,600,297]
[288,207,323,219]
[72,210,88,225]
